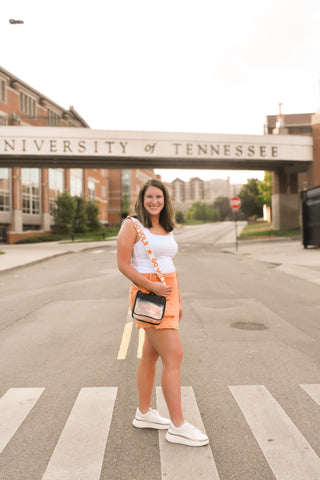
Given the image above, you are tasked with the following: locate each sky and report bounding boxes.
[2,0,320,184]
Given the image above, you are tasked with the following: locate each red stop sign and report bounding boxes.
[230,196,241,211]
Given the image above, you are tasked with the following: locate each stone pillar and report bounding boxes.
[64,169,70,193]
[311,113,320,187]
[41,168,51,230]
[11,168,23,232]
[272,169,300,229]
[83,169,88,200]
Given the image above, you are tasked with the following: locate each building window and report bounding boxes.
[21,169,40,214]
[47,108,60,126]
[20,91,36,118]
[0,168,10,212]
[0,115,7,126]
[70,169,83,196]
[121,170,131,196]
[0,78,6,103]
[88,180,95,201]
[49,169,64,214]
[101,186,106,199]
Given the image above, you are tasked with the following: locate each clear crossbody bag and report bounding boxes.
[130,217,167,325]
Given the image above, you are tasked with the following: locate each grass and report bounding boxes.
[14,227,120,244]
[240,222,301,239]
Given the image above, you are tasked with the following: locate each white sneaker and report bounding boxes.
[132,408,171,430]
[166,421,209,446]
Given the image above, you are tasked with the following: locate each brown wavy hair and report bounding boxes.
[134,179,175,232]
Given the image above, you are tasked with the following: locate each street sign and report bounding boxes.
[230,196,241,211]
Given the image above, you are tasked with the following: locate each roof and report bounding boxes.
[266,113,314,128]
[0,65,90,127]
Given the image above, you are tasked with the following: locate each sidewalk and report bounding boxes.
[0,238,117,272]
[221,237,320,286]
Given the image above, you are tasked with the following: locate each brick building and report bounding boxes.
[0,66,157,242]
[108,168,158,224]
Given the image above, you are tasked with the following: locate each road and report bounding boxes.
[0,222,320,480]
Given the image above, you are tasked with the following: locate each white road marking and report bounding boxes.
[90,250,105,254]
[137,328,145,359]
[117,314,133,360]
[0,387,45,454]
[156,386,220,480]
[42,387,118,480]
[229,385,320,480]
[300,384,320,406]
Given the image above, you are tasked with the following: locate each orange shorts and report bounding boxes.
[129,272,180,330]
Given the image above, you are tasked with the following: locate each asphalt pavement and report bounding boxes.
[1,231,320,286]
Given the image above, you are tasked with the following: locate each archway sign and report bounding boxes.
[0,126,314,230]
[0,126,313,171]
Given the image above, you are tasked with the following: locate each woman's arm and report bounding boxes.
[176,274,183,320]
[117,219,172,297]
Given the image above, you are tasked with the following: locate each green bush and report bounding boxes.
[185,201,220,222]
[52,192,75,234]
[175,210,185,224]
[73,196,88,234]
[52,193,102,235]
[87,201,102,231]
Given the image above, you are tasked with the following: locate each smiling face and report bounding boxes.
[143,185,165,218]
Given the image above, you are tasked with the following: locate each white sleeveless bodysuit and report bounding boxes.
[131,219,178,274]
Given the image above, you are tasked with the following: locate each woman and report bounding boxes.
[117,178,208,447]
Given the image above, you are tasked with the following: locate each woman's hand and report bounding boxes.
[179,299,183,321]
[150,282,172,297]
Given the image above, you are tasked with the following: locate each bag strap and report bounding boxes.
[129,217,166,285]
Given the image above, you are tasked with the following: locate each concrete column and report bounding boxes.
[311,115,320,187]
[64,169,70,194]
[272,169,300,230]
[41,168,51,230]
[11,168,23,232]
[83,169,88,200]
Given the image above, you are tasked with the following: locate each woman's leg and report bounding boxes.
[137,329,159,413]
[145,328,184,427]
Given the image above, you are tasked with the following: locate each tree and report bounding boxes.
[73,196,88,233]
[121,193,131,219]
[258,171,272,208]
[86,201,102,231]
[238,178,263,218]
[175,210,185,224]
[52,192,75,234]
[213,196,233,220]
[185,201,219,222]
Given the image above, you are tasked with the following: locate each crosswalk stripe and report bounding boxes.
[42,387,118,480]
[137,328,145,359]
[0,387,45,454]
[300,384,320,406]
[229,385,320,480]
[156,386,220,480]
[117,316,133,360]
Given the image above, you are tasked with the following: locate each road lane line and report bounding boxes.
[229,385,320,480]
[42,387,118,480]
[156,386,220,480]
[137,328,145,359]
[117,313,133,360]
[0,387,45,454]
[300,384,320,406]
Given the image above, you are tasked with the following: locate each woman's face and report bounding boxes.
[143,185,165,217]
